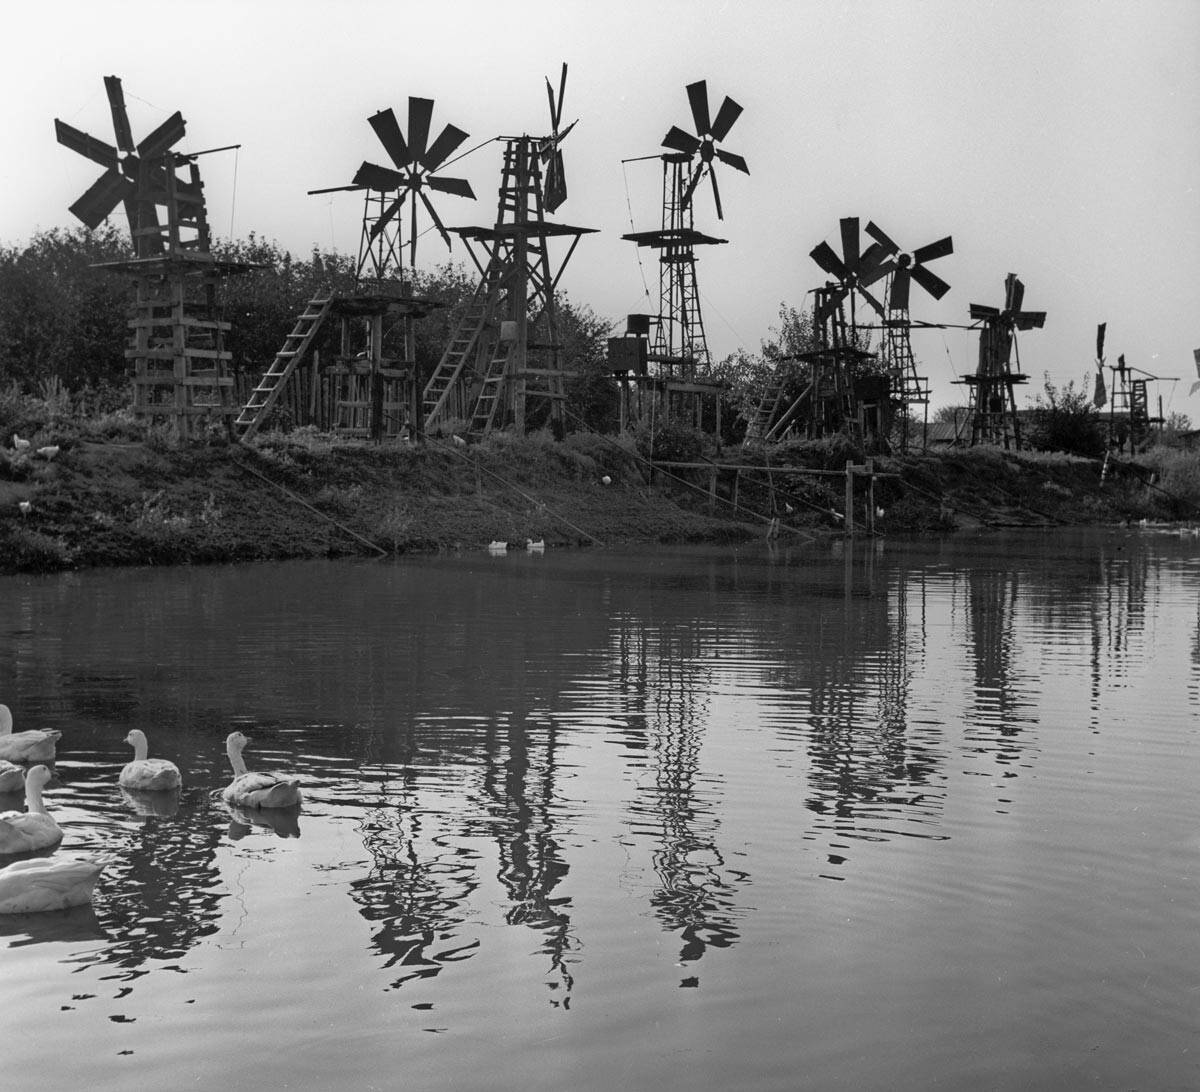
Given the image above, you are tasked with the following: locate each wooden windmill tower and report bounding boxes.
[618,80,748,428]
[745,217,895,447]
[856,221,953,452]
[422,65,596,439]
[958,273,1045,448]
[55,76,255,436]
[238,97,471,442]
[1096,325,1170,453]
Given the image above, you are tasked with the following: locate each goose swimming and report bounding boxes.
[119,729,182,792]
[0,856,107,913]
[0,766,63,855]
[222,732,302,809]
[0,761,24,794]
[0,705,61,764]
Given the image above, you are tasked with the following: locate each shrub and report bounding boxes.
[635,418,705,464]
[1026,375,1106,458]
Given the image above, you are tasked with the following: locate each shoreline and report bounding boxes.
[0,431,1170,576]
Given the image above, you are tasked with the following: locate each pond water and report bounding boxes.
[2,530,1198,1091]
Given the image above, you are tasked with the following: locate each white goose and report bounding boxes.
[0,856,107,914]
[119,729,182,792]
[0,705,62,764]
[0,760,24,794]
[0,766,63,855]
[222,732,302,809]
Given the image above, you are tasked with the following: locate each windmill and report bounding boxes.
[958,273,1045,448]
[1097,330,1173,453]
[809,217,899,326]
[311,97,475,282]
[421,66,595,439]
[539,64,576,214]
[55,76,253,436]
[858,222,954,451]
[619,80,748,430]
[55,75,195,257]
[661,79,749,221]
[767,217,899,447]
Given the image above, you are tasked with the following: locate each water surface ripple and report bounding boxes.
[2,529,1197,1091]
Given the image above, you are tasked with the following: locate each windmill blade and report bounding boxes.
[368,191,408,241]
[1005,276,1025,313]
[714,147,749,174]
[810,240,848,281]
[709,96,743,142]
[419,190,454,251]
[858,282,886,317]
[889,268,912,312]
[547,63,567,130]
[103,76,135,154]
[69,168,134,228]
[546,76,559,132]
[912,235,953,264]
[410,194,419,268]
[969,303,1000,321]
[426,174,475,199]
[709,167,724,221]
[862,256,897,289]
[1096,322,1106,361]
[857,241,894,285]
[686,80,712,135]
[839,218,861,271]
[422,123,469,172]
[55,119,119,169]
[369,108,409,168]
[864,220,899,254]
[663,125,701,156]
[681,164,706,209]
[1015,311,1046,330]
[406,97,434,165]
[353,161,406,192]
[910,262,951,300]
[543,151,566,213]
[137,111,186,161]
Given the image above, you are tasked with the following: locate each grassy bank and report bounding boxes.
[0,408,1186,576]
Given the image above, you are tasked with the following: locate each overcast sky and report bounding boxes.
[3,0,1197,415]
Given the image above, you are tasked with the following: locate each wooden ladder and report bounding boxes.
[422,264,505,429]
[465,338,516,440]
[743,367,790,446]
[235,296,333,441]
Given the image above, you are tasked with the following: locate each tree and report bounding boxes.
[1025,373,1106,458]
[0,226,133,390]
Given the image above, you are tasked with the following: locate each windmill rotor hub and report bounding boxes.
[897,253,913,269]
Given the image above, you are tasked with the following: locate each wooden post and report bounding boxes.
[845,460,855,537]
[370,313,384,442]
[866,458,875,536]
[309,348,320,422]
[708,465,717,514]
